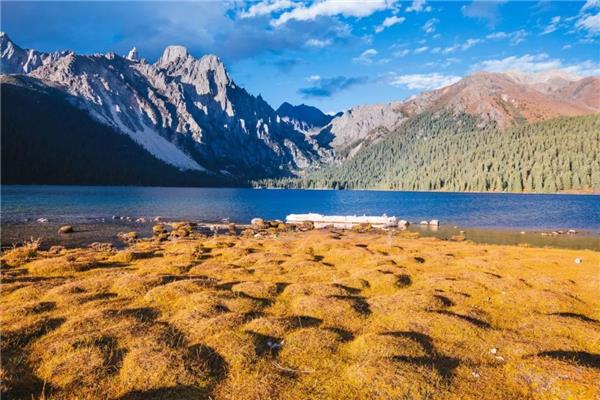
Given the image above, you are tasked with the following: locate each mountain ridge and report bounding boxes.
[1,31,599,190]
[1,32,329,179]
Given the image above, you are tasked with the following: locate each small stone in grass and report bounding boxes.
[575,258,583,264]
[58,225,74,234]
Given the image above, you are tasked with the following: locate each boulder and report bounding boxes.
[152,224,167,235]
[251,218,264,226]
[398,220,409,227]
[242,228,256,237]
[89,242,115,252]
[170,228,189,239]
[117,231,138,243]
[48,245,66,255]
[429,220,439,226]
[420,221,428,225]
[171,221,194,231]
[228,223,237,235]
[58,225,74,234]
[299,221,314,231]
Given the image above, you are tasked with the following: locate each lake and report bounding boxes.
[2,185,599,249]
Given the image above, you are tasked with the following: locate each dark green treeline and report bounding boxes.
[260,113,600,193]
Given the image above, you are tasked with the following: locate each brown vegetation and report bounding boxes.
[1,228,599,399]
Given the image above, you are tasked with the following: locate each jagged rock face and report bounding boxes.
[276,102,336,135]
[126,47,139,61]
[1,33,326,178]
[0,32,66,74]
[315,102,407,157]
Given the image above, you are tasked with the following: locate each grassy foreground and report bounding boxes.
[1,226,599,399]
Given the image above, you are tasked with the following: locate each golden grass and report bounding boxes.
[1,228,599,399]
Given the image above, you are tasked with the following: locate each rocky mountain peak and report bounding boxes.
[126,47,139,61]
[277,102,335,136]
[157,45,190,66]
[1,32,20,59]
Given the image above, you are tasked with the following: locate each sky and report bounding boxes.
[2,1,599,113]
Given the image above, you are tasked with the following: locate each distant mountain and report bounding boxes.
[276,102,337,135]
[0,32,327,181]
[313,70,599,160]
[400,71,598,128]
[314,102,407,157]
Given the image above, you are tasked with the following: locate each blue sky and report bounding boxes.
[2,1,599,113]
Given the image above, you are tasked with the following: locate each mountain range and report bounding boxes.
[1,32,599,190]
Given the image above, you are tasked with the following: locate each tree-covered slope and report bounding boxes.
[262,113,600,193]
[1,77,237,186]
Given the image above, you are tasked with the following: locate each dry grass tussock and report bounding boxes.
[1,229,599,399]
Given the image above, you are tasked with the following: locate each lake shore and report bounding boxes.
[2,228,599,399]
[2,219,599,251]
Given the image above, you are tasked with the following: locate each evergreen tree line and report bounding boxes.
[259,113,600,193]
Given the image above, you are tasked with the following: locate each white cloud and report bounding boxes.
[353,48,378,64]
[385,73,462,90]
[576,12,600,35]
[414,46,429,54]
[461,38,481,50]
[272,0,398,27]
[422,18,439,34]
[375,15,406,33]
[474,53,562,73]
[486,29,527,45]
[393,49,410,57]
[582,0,600,12]
[486,31,508,40]
[406,0,431,13]
[562,44,572,49]
[424,57,461,68]
[542,16,561,35]
[473,53,600,77]
[305,38,333,47]
[239,0,298,19]
[461,0,508,28]
[563,60,600,76]
[442,38,481,54]
[306,75,321,82]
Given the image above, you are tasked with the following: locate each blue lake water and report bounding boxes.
[2,185,600,232]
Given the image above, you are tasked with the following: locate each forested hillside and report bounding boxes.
[261,113,600,193]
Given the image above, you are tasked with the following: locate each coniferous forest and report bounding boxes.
[260,113,600,193]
